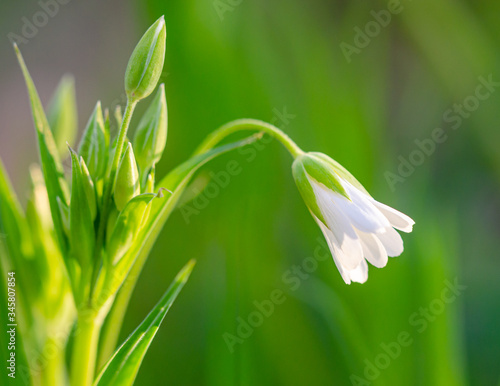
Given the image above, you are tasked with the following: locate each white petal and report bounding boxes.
[356,229,388,268]
[313,216,352,284]
[309,181,363,269]
[371,200,414,233]
[333,180,390,233]
[377,227,404,257]
[347,259,369,284]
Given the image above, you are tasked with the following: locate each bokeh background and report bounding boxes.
[1,0,499,385]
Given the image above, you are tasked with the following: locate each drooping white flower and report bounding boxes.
[292,152,414,284]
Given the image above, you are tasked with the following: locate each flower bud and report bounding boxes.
[78,102,108,180]
[125,16,166,103]
[114,143,140,211]
[133,84,167,174]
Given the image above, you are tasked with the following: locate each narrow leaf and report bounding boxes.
[94,260,195,386]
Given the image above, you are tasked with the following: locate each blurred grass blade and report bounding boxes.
[94,260,195,386]
[14,44,69,252]
[47,75,78,156]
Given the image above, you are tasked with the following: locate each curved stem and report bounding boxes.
[89,100,137,303]
[194,118,304,158]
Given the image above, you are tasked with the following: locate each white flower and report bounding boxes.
[292,152,414,284]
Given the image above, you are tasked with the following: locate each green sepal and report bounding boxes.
[299,153,348,198]
[69,148,95,267]
[47,75,78,157]
[125,16,166,102]
[309,152,370,196]
[106,193,157,266]
[94,260,194,386]
[133,84,168,174]
[292,158,326,225]
[78,101,108,181]
[114,143,140,211]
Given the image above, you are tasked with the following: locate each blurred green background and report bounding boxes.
[1,0,499,385]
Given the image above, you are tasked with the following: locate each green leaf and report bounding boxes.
[94,260,195,386]
[125,16,166,102]
[47,75,78,156]
[14,44,70,252]
[78,102,108,181]
[133,84,168,174]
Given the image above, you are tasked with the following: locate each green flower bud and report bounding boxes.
[79,156,97,221]
[78,102,108,180]
[47,75,78,157]
[69,148,95,266]
[125,16,166,103]
[106,193,156,265]
[133,84,168,174]
[114,143,140,211]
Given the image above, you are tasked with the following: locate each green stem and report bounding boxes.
[194,118,304,158]
[90,100,137,301]
[70,311,102,386]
